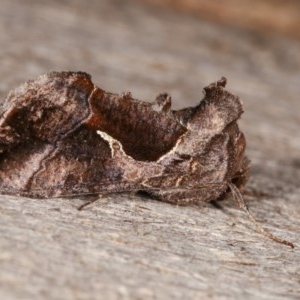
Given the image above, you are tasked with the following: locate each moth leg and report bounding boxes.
[145,186,226,206]
[77,194,106,211]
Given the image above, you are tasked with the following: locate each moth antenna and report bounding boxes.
[228,183,294,248]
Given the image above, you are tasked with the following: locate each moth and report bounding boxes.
[0,72,293,248]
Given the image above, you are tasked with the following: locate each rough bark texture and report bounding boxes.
[0,1,299,300]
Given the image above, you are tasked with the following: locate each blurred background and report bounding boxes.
[0,0,299,166]
[144,0,300,39]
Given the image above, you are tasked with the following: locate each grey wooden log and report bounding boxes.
[0,1,299,299]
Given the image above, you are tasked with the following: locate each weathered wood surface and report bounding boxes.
[0,1,299,299]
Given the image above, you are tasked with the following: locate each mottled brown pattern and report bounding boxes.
[0,72,250,203]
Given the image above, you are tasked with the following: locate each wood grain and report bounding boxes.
[0,1,299,299]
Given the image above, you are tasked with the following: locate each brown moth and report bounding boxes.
[0,72,293,248]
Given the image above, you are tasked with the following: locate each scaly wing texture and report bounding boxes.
[0,72,249,201]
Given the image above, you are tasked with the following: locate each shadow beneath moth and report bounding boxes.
[0,72,293,248]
